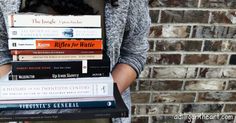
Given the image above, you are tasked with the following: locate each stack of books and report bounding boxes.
[6,13,112,107]
[0,13,129,121]
[8,14,110,80]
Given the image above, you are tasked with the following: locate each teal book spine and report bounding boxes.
[0,100,116,110]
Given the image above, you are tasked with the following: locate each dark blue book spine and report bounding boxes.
[0,100,116,110]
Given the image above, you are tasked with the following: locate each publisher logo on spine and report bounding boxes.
[63,29,73,38]
[12,43,17,47]
[37,43,50,48]
[12,31,17,35]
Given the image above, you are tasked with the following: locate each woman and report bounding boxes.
[0,0,150,122]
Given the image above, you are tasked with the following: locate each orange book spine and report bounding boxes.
[9,39,103,49]
[36,40,102,49]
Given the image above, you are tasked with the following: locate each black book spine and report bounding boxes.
[9,71,109,80]
[12,59,110,76]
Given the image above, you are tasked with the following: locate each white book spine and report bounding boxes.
[8,39,36,49]
[8,28,102,39]
[12,54,103,61]
[0,77,113,100]
[8,14,101,27]
[0,96,114,104]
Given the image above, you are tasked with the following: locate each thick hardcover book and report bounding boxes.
[8,39,103,50]
[0,84,128,121]
[10,49,102,55]
[8,28,102,39]
[12,54,103,61]
[11,54,110,77]
[0,97,116,110]
[0,77,113,100]
[8,14,101,27]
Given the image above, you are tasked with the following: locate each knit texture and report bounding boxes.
[0,0,150,122]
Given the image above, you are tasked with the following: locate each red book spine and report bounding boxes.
[11,49,102,55]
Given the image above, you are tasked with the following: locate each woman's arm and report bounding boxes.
[112,0,151,93]
[112,64,137,93]
[0,6,12,78]
[0,64,11,77]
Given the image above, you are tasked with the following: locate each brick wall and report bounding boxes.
[131,0,236,123]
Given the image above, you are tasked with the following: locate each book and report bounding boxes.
[12,54,103,61]
[0,76,113,100]
[8,14,101,27]
[0,84,128,122]
[0,97,115,110]
[11,58,110,78]
[8,39,103,50]
[9,70,109,79]
[10,49,102,55]
[8,28,102,39]
[9,71,109,80]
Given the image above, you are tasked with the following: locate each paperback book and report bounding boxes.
[12,54,103,61]
[10,53,110,79]
[0,76,114,100]
[8,14,101,27]
[0,84,128,122]
[8,39,103,50]
[8,28,102,39]
[10,49,102,55]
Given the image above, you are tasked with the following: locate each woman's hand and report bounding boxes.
[0,64,11,79]
[111,63,137,93]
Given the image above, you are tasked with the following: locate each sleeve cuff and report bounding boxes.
[117,56,144,78]
[0,51,12,66]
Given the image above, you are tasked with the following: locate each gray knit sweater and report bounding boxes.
[0,0,150,122]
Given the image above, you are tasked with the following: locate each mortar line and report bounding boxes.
[138,78,236,81]
[197,0,202,8]
[151,23,236,27]
[148,38,236,41]
[208,11,212,24]
[157,10,162,23]
[149,7,236,11]
[148,51,236,55]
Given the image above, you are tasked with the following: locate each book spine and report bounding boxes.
[10,49,102,55]
[12,60,110,76]
[12,54,103,61]
[0,100,115,110]
[0,82,113,100]
[0,110,128,122]
[8,39,103,50]
[8,14,101,27]
[9,71,109,80]
[0,84,129,122]
[8,28,102,39]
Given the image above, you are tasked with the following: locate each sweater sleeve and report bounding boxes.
[0,7,12,66]
[117,0,151,77]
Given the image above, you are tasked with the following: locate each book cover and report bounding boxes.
[0,84,128,122]
[12,54,103,61]
[0,76,114,100]
[8,28,102,39]
[10,49,102,55]
[8,14,101,27]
